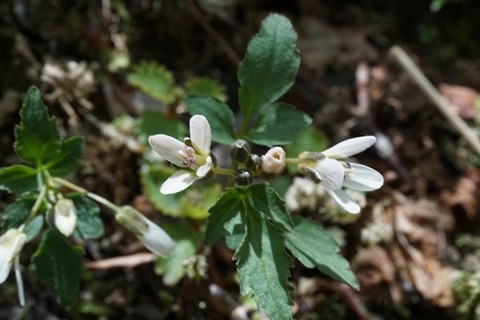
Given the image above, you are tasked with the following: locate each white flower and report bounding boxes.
[148,115,213,194]
[299,136,384,214]
[54,198,77,237]
[0,228,27,284]
[116,206,175,257]
[261,147,286,174]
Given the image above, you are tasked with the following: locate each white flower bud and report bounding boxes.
[116,206,175,257]
[54,198,77,237]
[261,147,286,174]
[0,229,27,284]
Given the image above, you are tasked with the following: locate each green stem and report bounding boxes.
[285,158,300,164]
[24,184,47,226]
[213,167,235,176]
[51,177,121,212]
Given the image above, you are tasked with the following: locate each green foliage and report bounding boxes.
[33,229,84,306]
[205,184,293,318]
[46,136,84,177]
[127,61,176,104]
[285,217,359,289]
[247,183,292,232]
[155,220,204,285]
[238,14,300,119]
[1,197,44,241]
[285,126,329,156]
[0,164,38,194]
[11,87,84,178]
[184,77,227,102]
[139,110,188,142]
[235,210,293,320]
[186,95,237,144]
[285,126,328,172]
[204,188,245,245]
[68,194,104,240]
[14,86,61,165]
[246,103,312,146]
[140,164,220,219]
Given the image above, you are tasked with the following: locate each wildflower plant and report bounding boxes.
[0,13,384,319]
[0,87,174,306]
[146,14,383,319]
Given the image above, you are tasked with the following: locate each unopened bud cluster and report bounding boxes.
[229,139,286,186]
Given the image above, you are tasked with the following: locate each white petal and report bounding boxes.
[0,252,11,284]
[196,156,212,177]
[190,115,211,155]
[323,136,376,158]
[0,229,27,284]
[315,158,345,190]
[54,199,77,237]
[148,134,186,166]
[343,163,384,191]
[160,170,198,194]
[138,216,175,257]
[326,188,361,214]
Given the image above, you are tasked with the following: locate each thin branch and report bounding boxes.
[389,45,480,157]
[186,0,241,66]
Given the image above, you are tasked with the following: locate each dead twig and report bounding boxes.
[389,45,480,157]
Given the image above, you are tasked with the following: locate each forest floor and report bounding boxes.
[1,1,480,319]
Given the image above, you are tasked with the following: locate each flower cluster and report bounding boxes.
[298,136,383,214]
[149,115,214,194]
[149,115,383,214]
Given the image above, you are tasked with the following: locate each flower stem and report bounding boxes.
[51,177,121,212]
[285,158,300,164]
[213,167,235,176]
[24,184,47,226]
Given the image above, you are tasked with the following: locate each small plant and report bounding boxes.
[0,87,174,306]
[0,14,384,319]
[145,14,383,319]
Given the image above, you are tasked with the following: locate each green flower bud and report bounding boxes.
[234,168,252,186]
[230,139,251,163]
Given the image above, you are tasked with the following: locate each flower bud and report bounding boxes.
[260,147,286,175]
[234,168,252,186]
[116,206,175,257]
[54,198,77,237]
[0,229,27,284]
[246,154,261,172]
[230,139,251,163]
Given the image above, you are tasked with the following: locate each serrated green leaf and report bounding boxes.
[0,164,38,194]
[238,14,300,119]
[183,77,227,102]
[235,210,293,320]
[186,95,237,144]
[139,110,187,144]
[246,103,312,146]
[127,62,176,104]
[204,188,245,245]
[225,223,246,251]
[46,136,84,176]
[285,217,359,289]
[14,86,61,164]
[247,183,293,232]
[33,229,84,306]
[1,197,44,240]
[67,194,104,239]
[155,220,203,285]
